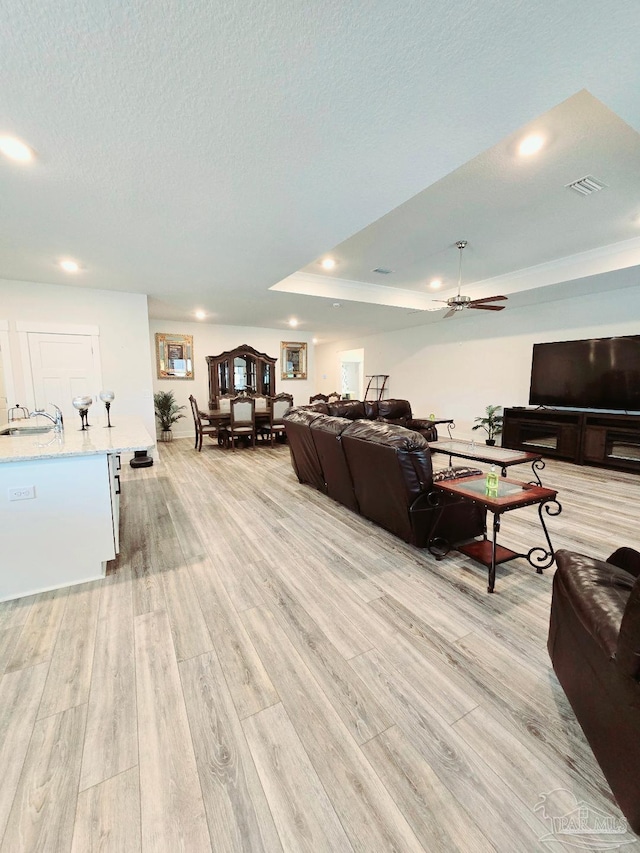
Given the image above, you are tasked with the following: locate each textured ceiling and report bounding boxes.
[1,1,640,341]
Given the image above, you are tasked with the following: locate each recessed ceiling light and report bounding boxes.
[312,337,318,344]
[429,278,442,289]
[195,309,206,320]
[321,258,336,270]
[0,136,34,162]
[332,302,341,308]
[518,134,545,156]
[60,259,80,273]
[289,318,298,327]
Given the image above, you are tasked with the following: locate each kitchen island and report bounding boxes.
[0,416,154,601]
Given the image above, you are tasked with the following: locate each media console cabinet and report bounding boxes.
[502,408,640,473]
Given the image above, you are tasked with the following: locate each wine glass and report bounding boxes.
[99,390,115,428]
[72,395,93,430]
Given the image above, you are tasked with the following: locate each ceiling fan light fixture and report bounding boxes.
[432,240,507,319]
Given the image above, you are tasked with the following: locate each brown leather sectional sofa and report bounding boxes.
[549,548,640,833]
[284,409,485,548]
[304,398,439,443]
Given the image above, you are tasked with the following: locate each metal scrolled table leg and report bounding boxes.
[529,458,545,487]
[526,498,562,572]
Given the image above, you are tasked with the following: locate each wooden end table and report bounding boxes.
[434,474,561,593]
[429,439,545,484]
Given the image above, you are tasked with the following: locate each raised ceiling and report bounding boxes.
[1,1,640,341]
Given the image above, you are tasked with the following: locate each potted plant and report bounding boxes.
[472,404,503,446]
[153,391,186,442]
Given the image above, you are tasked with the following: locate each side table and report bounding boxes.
[434,474,561,592]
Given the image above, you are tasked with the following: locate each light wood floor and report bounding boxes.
[1,437,640,852]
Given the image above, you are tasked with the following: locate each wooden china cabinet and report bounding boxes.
[206,344,277,408]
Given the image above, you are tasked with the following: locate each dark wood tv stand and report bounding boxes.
[502,408,640,473]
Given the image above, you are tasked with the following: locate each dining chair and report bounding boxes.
[253,394,269,413]
[262,392,293,446]
[326,391,341,403]
[189,395,219,452]
[228,396,256,451]
[309,393,329,404]
[218,393,234,414]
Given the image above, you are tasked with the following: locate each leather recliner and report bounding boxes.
[284,412,485,549]
[302,398,440,442]
[548,547,640,833]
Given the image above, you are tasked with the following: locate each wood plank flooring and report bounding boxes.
[1,437,640,851]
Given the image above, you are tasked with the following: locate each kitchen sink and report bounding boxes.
[1,425,54,436]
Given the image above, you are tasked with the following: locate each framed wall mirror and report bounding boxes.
[281,341,307,380]
[155,333,194,379]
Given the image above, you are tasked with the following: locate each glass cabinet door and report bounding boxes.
[234,356,248,390]
[218,361,229,395]
[261,363,271,395]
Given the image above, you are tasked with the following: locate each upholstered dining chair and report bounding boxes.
[326,391,341,403]
[218,393,234,414]
[309,393,329,404]
[189,395,219,452]
[261,392,293,446]
[253,394,270,414]
[228,396,256,451]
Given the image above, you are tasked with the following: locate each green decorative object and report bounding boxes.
[154,390,186,441]
[472,404,504,446]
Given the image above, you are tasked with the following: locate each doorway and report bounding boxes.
[338,348,364,401]
[24,331,102,424]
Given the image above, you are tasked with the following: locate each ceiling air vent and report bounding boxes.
[565,175,608,196]
[372,267,393,275]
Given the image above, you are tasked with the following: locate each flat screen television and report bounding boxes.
[528,336,640,411]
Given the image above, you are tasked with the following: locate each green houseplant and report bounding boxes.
[153,391,186,442]
[472,404,503,446]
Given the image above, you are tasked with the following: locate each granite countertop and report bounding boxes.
[0,415,155,463]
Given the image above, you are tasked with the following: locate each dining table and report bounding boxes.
[199,407,271,426]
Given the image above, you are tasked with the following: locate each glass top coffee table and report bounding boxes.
[430,439,545,484]
[434,474,561,593]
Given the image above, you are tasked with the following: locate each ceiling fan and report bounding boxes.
[434,240,507,318]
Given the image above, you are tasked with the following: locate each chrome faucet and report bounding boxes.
[30,405,64,434]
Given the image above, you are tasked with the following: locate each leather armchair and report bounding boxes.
[376,399,439,442]
[548,548,640,832]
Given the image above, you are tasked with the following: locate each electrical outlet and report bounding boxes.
[8,486,35,501]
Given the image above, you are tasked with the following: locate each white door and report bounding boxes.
[0,344,7,425]
[27,333,101,424]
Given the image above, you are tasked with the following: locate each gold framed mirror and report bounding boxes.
[155,333,194,379]
[281,341,307,380]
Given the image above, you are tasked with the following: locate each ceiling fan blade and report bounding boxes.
[467,295,508,306]
[468,304,506,311]
[443,308,457,319]
[432,299,450,304]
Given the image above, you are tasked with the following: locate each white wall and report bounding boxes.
[0,279,155,436]
[315,282,640,441]
[149,319,315,438]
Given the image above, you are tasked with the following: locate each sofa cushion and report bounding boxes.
[303,401,330,414]
[554,550,635,660]
[364,401,379,419]
[310,416,359,512]
[328,399,367,419]
[283,409,326,492]
[378,399,412,422]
